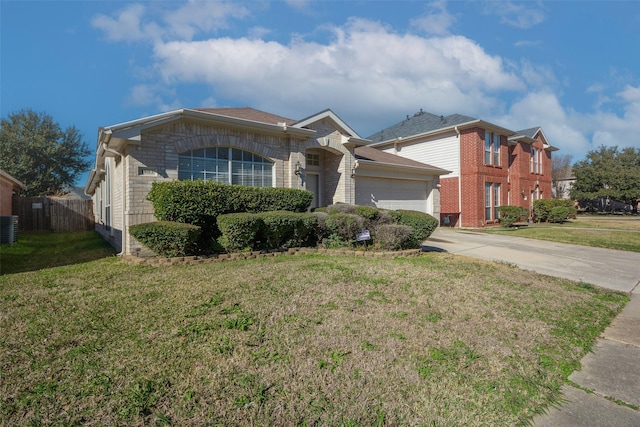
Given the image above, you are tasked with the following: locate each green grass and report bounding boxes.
[0,231,115,274]
[485,216,640,252]
[0,232,628,425]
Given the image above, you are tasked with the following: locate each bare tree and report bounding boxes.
[551,153,573,199]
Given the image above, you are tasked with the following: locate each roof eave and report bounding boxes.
[356,159,451,176]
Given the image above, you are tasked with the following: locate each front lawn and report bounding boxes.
[0,234,627,425]
[484,217,640,252]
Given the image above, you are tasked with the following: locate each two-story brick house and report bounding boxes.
[367,111,557,228]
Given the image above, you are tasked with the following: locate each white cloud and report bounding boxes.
[483,1,545,29]
[150,18,524,133]
[411,0,456,36]
[163,0,250,40]
[92,1,250,42]
[619,85,640,102]
[92,4,161,42]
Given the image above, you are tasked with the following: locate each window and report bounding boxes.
[306,152,320,166]
[104,160,111,231]
[484,131,500,166]
[530,147,542,174]
[178,148,273,187]
[485,182,500,221]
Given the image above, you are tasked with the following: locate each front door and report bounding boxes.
[307,173,320,209]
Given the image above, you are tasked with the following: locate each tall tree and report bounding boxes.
[0,109,91,196]
[571,145,640,213]
[551,153,573,199]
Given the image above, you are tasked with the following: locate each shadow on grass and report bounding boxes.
[0,231,115,275]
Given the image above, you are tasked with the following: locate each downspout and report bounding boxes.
[455,126,462,228]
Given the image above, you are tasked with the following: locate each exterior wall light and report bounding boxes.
[294,161,301,175]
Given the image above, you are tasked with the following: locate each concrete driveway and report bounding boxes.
[423,227,640,426]
[424,227,640,294]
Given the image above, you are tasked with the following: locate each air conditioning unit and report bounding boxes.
[0,215,18,244]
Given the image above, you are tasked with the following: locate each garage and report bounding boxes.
[352,146,450,218]
[355,177,429,212]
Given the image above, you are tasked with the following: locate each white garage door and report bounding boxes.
[355,177,427,212]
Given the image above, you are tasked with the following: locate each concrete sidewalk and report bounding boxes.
[423,228,640,426]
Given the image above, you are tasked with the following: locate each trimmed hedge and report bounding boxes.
[499,206,528,227]
[129,221,201,257]
[395,210,439,247]
[257,211,318,249]
[324,213,364,242]
[374,224,413,250]
[533,199,574,223]
[549,207,569,223]
[147,181,313,251]
[216,213,263,252]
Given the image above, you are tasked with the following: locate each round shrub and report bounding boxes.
[324,213,364,243]
[395,210,438,247]
[129,221,201,257]
[374,224,413,250]
[498,206,528,227]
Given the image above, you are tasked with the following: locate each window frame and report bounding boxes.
[484,131,500,166]
[178,147,274,187]
[485,182,500,222]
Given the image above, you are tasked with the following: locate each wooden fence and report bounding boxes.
[13,197,95,232]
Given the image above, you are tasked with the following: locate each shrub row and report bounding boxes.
[147,181,313,252]
[129,221,201,257]
[533,199,576,223]
[217,211,318,252]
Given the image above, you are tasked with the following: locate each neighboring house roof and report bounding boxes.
[509,126,559,151]
[367,109,514,146]
[0,169,26,191]
[354,146,451,177]
[195,107,297,126]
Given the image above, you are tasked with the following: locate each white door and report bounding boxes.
[355,177,427,212]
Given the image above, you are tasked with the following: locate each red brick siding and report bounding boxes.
[458,128,509,227]
[0,180,15,215]
[440,176,460,226]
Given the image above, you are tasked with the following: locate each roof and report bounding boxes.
[0,169,26,190]
[367,110,477,144]
[195,107,297,126]
[354,146,448,172]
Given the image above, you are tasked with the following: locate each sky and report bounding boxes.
[2,0,640,187]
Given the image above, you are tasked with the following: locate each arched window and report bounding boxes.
[178,147,273,187]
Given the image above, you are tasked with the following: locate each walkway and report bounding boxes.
[424,228,640,426]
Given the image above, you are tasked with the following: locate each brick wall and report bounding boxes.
[0,180,14,216]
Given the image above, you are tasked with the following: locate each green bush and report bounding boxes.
[548,207,569,223]
[374,224,413,250]
[216,213,263,252]
[129,221,201,257]
[324,213,364,243]
[533,199,574,223]
[499,206,528,227]
[147,181,313,252]
[257,211,318,249]
[395,210,438,248]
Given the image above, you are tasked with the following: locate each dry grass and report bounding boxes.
[0,237,628,426]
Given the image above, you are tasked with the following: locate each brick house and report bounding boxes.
[367,111,557,228]
[85,108,448,255]
[0,169,26,215]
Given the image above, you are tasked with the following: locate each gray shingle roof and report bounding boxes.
[366,110,477,144]
[512,127,541,140]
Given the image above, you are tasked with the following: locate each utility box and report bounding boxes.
[0,215,19,244]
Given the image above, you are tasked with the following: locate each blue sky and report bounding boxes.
[2,1,640,186]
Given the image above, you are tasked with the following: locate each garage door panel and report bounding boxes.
[356,178,427,212]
